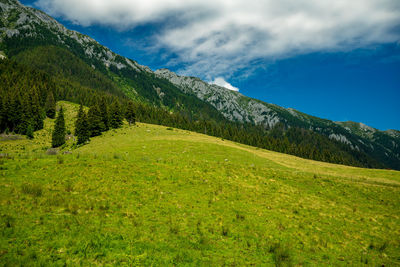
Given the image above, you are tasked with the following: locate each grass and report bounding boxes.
[0,101,399,265]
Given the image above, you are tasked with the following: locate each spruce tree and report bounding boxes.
[125,101,136,126]
[87,105,104,137]
[75,104,90,144]
[99,97,109,131]
[52,106,66,148]
[109,100,123,129]
[45,91,56,119]
[80,112,90,144]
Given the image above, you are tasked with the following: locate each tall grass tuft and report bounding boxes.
[270,242,292,267]
[21,183,43,197]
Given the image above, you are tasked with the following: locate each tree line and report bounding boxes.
[51,99,135,147]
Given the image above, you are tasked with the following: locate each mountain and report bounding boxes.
[0,0,224,121]
[1,0,399,170]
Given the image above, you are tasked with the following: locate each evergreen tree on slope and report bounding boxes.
[126,101,136,126]
[87,104,104,137]
[75,104,90,144]
[52,106,66,148]
[109,100,123,129]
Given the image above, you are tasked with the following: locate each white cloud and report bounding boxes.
[210,77,239,91]
[35,0,400,79]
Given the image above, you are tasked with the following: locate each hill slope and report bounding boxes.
[0,101,400,265]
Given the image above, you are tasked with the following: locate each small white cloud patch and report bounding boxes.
[210,77,239,92]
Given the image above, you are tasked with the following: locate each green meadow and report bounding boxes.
[1,102,399,266]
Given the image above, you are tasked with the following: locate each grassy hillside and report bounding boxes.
[1,102,399,266]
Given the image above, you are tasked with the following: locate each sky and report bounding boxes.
[21,0,400,130]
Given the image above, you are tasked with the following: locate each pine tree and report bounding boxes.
[87,105,104,137]
[45,91,56,119]
[125,101,136,126]
[75,104,90,145]
[52,106,66,148]
[109,100,123,129]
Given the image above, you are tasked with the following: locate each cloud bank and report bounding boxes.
[35,0,400,79]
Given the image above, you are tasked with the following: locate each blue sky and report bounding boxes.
[22,0,400,130]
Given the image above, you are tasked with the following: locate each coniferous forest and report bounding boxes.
[0,58,384,169]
